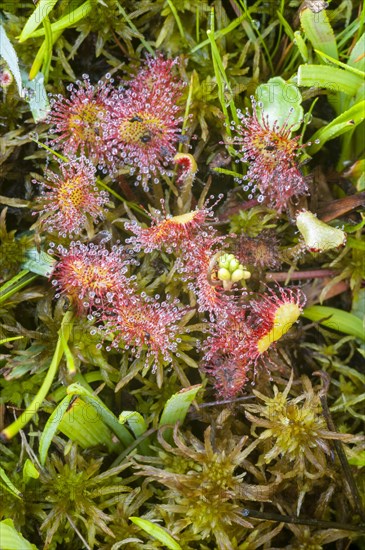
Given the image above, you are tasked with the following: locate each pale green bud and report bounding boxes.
[229,258,240,271]
[231,268,251,282]
[217,267,231,281]
[218,253,233,269]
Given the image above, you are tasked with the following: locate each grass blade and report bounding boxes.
[18,0,58,42]
[129,517,182,550]
[302,306,365,340]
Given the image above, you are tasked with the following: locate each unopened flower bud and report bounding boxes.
[173,152,197,174]
[296,210,346,253]
[231,268,251,283]
[217,267,231,281]
[229,258,240,271]
[218,253,233,270]
[217,253,251,289]
[0,68,13,88]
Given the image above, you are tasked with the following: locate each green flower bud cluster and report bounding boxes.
[217,253,251,290]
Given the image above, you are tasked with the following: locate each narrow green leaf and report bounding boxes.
[66,383,135,447]
[0,270,38,306]
[191,12,247,53]
[41,16,53,83]
[159,385,201,443]
[297,64,363,96]
[300,7,338,60]
[352,290,365,323]
[0,466,22,499]
[0,520,38,550]
[119,411,150,454]
[302,306,365,340]
[213,167,243,178]
[28,29,63,81]
[24,1,92,39]
[348,32,365,73]
[0,312,73,440]
[59,397,114,450]
[18,0,58,42]
[129,517,182,550]
[39,394,74,465]
[0,24,23,96]
[207,26,238,126]
[293,30,309,62]
[0,336,23,345]
[166,0,186,41]
[314,49,365,77]
[307,100,365,154]
[119,411,147,438]
[276,10,295,41]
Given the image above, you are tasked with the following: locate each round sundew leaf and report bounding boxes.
[255,76,304,132]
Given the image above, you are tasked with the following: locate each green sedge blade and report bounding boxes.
[302,306,365,340]
[129,517,182,550]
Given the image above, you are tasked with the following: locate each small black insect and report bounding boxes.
[129,116,143,123]
[140,132,152,143]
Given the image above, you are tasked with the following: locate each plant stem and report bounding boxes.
[0,311,74,440]
[314,371,365,523]
[266,269,338,282]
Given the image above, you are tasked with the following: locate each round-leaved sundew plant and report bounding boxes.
[248,286,306,356]
[47,76,114,165]
[101,293,188,365]
[202,286,306,399]
[33,157,109,237]
[125,200,215,253]
[233,99,308,211]
[181,234,236,318]
[104,54,185,189]
[50,241,135,316]
[202,309,251,400]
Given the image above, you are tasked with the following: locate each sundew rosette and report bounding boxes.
[33,157,109,238]
[125,199,217,253]
[232,98,308,212]
[100,293,188,365]
[104,54,185,190]
[202,286,306,399]
[50,241,135,315]
[47,75,114,166]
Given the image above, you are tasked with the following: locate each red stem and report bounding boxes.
[266,269,338,282]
